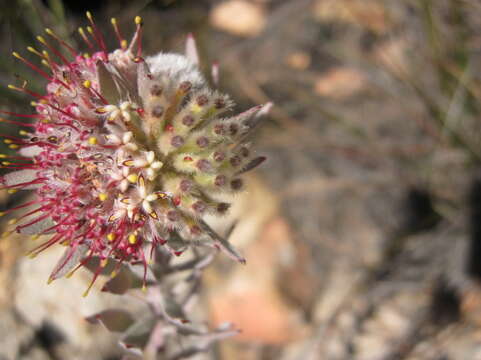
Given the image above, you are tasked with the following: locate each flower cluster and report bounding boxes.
[1,13,267,294]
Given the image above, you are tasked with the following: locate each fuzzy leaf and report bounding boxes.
[17,217,55,235]
[232,105,263,127]
[128,263,157,285]
[19,145,43,157]
[199,219,246,264]
[120,316,157,349]
[256,102,273,118]
[235,156,266,175]
[3,169,38,188]
[185,33,199,65]
[49,243,89,281]
[97,61,121,104]
[84,256,118,276]
[86,309,134,333]
[101,265,134,295]
[137,60,152,102]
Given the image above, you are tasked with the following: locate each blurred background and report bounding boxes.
[1,0,481,359]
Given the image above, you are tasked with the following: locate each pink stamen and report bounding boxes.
[29,233,65,257]
[78,28,95,50]
[13,54,53,82]
[45,30,78,58]
[0,200,38,214]
[86,13,107,54]
[16,211,51,232]
[0,117,35,127]
[38,38,71,67]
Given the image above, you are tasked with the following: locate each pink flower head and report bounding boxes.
[1,13,268,295]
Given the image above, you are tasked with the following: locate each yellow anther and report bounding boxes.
[128,234,137,244]
[135,16,142,25]
[100,258,108,267]
[110,270,117,278]
[83,80,92,88]
[19,130,29,136]
[127,174,138,183]
[98,193,108,201]
[191,104,202,114]
[121,39,128,49]
[86,11,93,20]
[0,154,5,159]
[138,175,145,187]
[9,144,19,149]
[3,139,12,144]
[0,212,4,217]
[157,192,168,199]
[39,99,48,104]
[12,52,22,59]
[88,136,98,145]
[66,270,75,278]
[41,59,50,68]
[96,107,107,113]
[1,231,11,238]
[83,53,90,59]
[45,28,54,36]
[7,84,19,90]
[111,18,117,25]
[36,35,47,45]
[31,101,38,107]
[31,234,39,240]
[78,27,86,36]
[47,277,54,284]
[107,233,116,242]
[87,26,94,35]
[8,189,18,194]
[8,218,17,225]
[2,162,11,166]
[27,46,42,56]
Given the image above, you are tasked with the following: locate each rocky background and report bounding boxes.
[1,0,481,359]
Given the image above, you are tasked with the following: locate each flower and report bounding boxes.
[1,13,268,295]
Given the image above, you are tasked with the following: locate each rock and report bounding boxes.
[313,0,389,34]
[210,1,266,37]
[208,216,307,345]
[285,52,311,70]
[314,67,366,99]
[13,244,138,359]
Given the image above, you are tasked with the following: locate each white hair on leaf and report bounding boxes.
[146,53,206,90]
